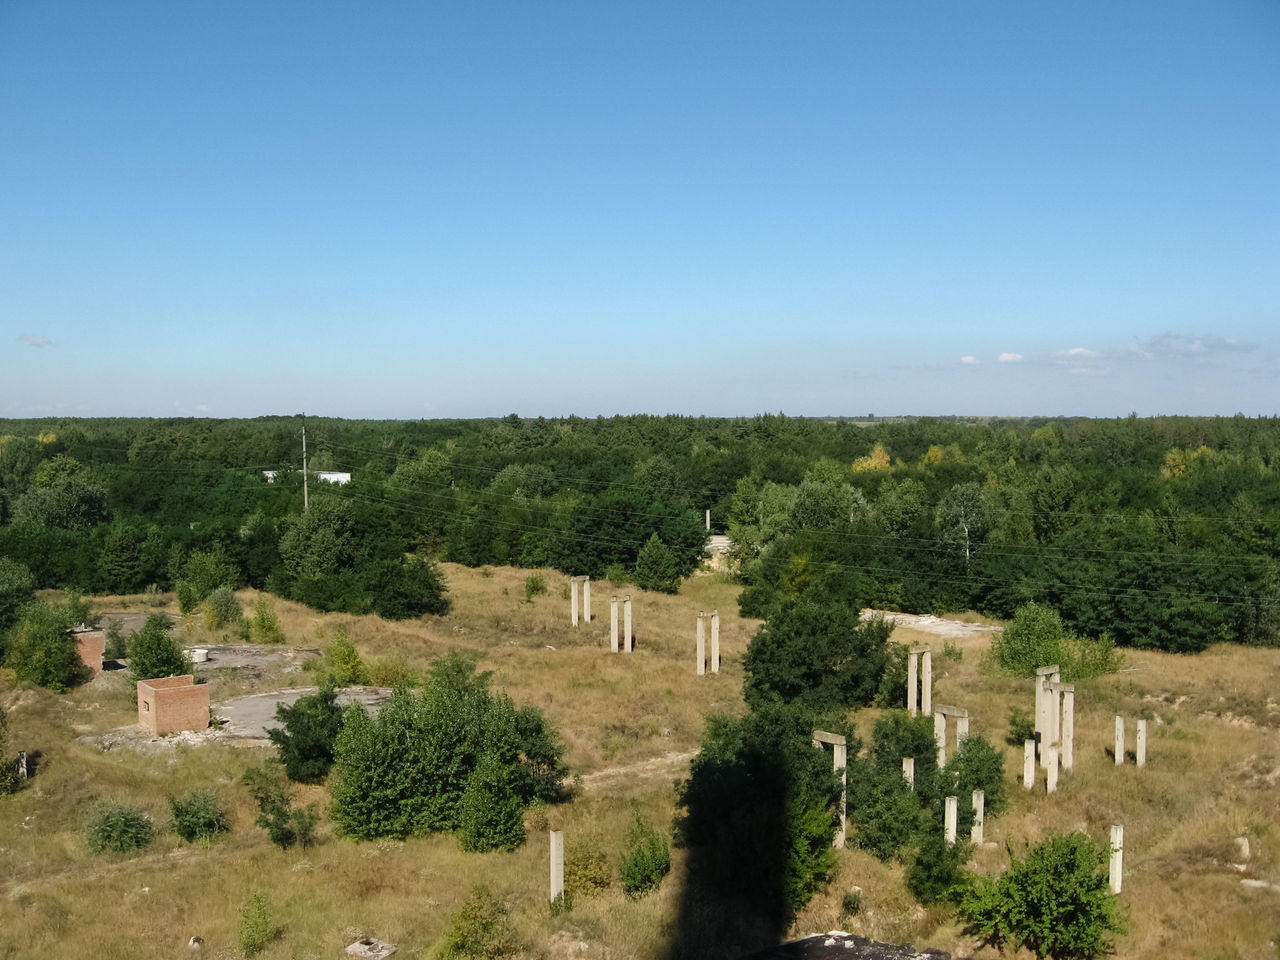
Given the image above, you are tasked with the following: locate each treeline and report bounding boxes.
[1,413,1277,649]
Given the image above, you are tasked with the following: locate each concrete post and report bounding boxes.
[972,789,985,844]
[583,577,591,623]
[550,830,564,903]
[1046,745,1059,793]
[1023,740,1036,790]
[610,597,619,653]
[956,714,970,746]
[710,611,720,673]
[1048,685,1061,757]
[16,751,27,781]
[920,650,932,715]
[1109,824,1124,894]
[834,741,847,850]
[696,614,705,675]
[1035,666,1060,768]
[570,579,579,627]
[944,795,958,845]
[1115,716,1125,765]
[907,651,919,716]
[705,508,711,531]
[902,756,915,789]
[1061,687,1075,772]
[934,711,947,768]
[623,596,633,653]
[1136,719,1147,767]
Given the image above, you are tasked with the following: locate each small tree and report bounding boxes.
[168,790,230,843]
[633,533,682,594]
[85,801,153,855]
[619,812,671,899]
[457,750,526,852]
[4,597,92,693]
[201,585,242,629]
[959,832,1126,960]
[126,614,192,698]
[0,557,35,635]
[439,885,522,959]
[267,682,345,783]
[238,892,276,957]
[241,764,319,850]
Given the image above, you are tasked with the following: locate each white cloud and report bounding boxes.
[998,352,1024,363]
[1064,346,1099,358]
[18,334,51,348]
[1130,332,1256,361]
[959,355,978,365]
[196,403,209,412]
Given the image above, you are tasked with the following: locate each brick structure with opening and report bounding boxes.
[72,627,105,675]
[137,675,209,737]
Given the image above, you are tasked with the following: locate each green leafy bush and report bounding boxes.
[0,707,20,795]
[619,812,671,899]
[248,597,285,644]
[126,614,192,697]
[565,845,612,898]
[85,801,153,855]
[0,558,35,635]
[848,767,924,861]
[457,751,526,852]
[959,832,1125,960]
[4,596,93,692]
[238,892,277,957]
[1006,706,1035,746]
[633,533,683,594]
[168,790,230,843]
[175,547,240,614]
[267,682,345,783]
[439,886,521,959]
[938,735,1007,834]
[103,618,128,660]
[905,829,969,905]
[523,574,546,603]
[323,631,369,686]
[989,603,1120,681]
[241,764,318,850]
[200,585,242,629]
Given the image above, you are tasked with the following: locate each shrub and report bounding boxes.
[873,642,909,708]
[440,886,521,959]
[1006,706,1035,746]
[370,556,451,619]
[241,764,319,850]
[248,597,285,644]
[619,812,671,899]
[201,585,242,629]
[126,614,192,698]
[990,602,1121,682]
[523,574,546,603]
[939,735,1007,833]
[168,790,230,844]
[633,533,683,594]
[103,618,128,660]
[4,596,93,693]
[85,801,153,855]
[238,892,276,957]
[848,767,924,861]
[175,547,239,614]
[905,829,969,905]
[0,558,35,634]
[323,632,369,686]
[0,707,19,796]
[959,832,1125,960]
[564,845,613,898]
[267,682,345,783]
[840,890,862,920]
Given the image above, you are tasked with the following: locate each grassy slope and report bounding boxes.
[1,565,1278,959]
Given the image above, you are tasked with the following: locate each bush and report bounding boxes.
[267,682,345,783]
[248,597,285,644]
[103,618,128,660]
[633,533,683,594]
[565,844,613,898]
[323,632,369,686]
[939,735,1007,833]
[873,642,909,708]
[848,767,923,861]
[990,602,1121,682]
[906,829,969,905]
[4,596,93,693]
[457,750,526,852]
[200,585,242,629]
[85,801,153,855]
[241,764,319,850]
[959,832,1125,960]
[619,812,671,899]
[1006,706,1035,746]
[174,547,239,614]
[440,886,521,959]
[168,790,230,844]
[126,614,192,697]
[840,890,862,920]
[0,558,35,635]
[370,556,451,620]
[0,707,20,796]
[523,574,546,603]
[238,892,276,957]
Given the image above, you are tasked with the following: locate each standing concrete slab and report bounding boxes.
[1046,745,1059,793]
[813,731,848,849]
[1035,665,1060,768]
[623,596,633,653]
[1109,824,1124,894]
[571,579,579,627]
[972,789,985,844]
[907,650,919,716]
[944,796,958,845]
[934,712,947,767]
[1023,740,1036,790]
[696,614,706,676]
[1114,716,1125,765]
[583,578,591,623]
[902,757,915,789]
[920,649,933,715]
[710,611,720,673]
[1136,719,1147,767]
[1060,685,1076,772]
[610,597,619,652]
[550,830,565,903]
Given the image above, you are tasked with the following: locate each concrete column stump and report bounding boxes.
[1136,719,1147,767]
[1046,745,1059,793]
[934,711,947,767]
[944,795,958,845]
[1023,740,1036,790]
[610,597,619,653]
[956,715,970,745]
[570,579,579,627]
[1115,716,1125,765]
[550,830,565,903]
[972,789,985,844]
[583,578,590,622]
[920,649,933,715]
[907,650,919,716]
[710,611,720,673]
[1109,824,1124,894]
[623,596,633,653]
[696,614,705,675]
[813,731,848,849]
[1061,687,1075,771]
[902,756,915,789]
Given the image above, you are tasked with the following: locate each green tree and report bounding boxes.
[959,832,1126,960]
[4,597,92,692]
[0,558,35,637]
[633,533,683,594]
[456,750,526,852]
[175,547,240,614]
[267,682,345,783]
[126,614,193,695]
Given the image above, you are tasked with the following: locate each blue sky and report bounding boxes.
[2,1,1277,419]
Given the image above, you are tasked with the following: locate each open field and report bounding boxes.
[3,564,1280,959]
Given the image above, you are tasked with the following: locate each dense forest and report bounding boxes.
[0,413,1276,653]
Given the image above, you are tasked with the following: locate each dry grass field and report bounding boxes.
[2,563,1279,959]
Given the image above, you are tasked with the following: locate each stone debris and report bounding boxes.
[346,938,397,958]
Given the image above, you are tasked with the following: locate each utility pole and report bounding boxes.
[302,422,309,512]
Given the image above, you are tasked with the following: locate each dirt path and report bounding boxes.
[861,609,999,638]
[577,750,698,793]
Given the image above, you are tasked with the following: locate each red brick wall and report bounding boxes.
[74,630,105,674]
[137,676,209,736]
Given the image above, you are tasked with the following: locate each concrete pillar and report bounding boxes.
[550,830,564,903]
[934,712,947,768]
[610,597,619,653]
[944,795,958,845]
[907,651,919,716]
[705,508,711,531]
[956,714,970,746]
[710,611,720,673]
[570,579,579,627]
[1034,676,1046,761]
[696,614,705,675]
[1136,719,1147,767]
[1046,745,1059,793]
[1115,716,1125,765]
[1061,688,1075,772]
[1109,824,1124,894]
[623,596,632,652]
[902,756,915,789]
[583,577,590,623]
[1048,686,1061,757]
[834,742,847,850]
[972,789,985,844]
[1023,740,1036,790]
[920,650,932,715]
[16,751,27,781]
